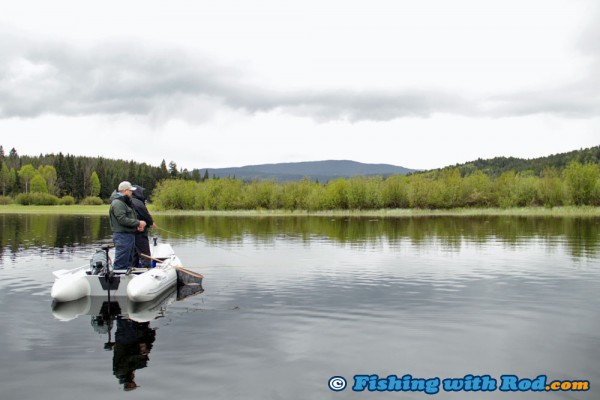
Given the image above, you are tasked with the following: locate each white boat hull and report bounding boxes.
[51,269,145,302]
[51,266,91,301]
[51,243,181,303]
[127,265,178,302]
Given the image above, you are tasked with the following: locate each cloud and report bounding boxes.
[483,82,600,118]
[0,36,234,120]
[0,35,473,122]
[0,27,599,123]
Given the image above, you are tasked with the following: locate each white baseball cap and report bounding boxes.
[118,181,137,191]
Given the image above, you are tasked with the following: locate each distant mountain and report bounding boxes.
[203,160,415,181]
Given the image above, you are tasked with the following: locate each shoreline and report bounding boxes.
[1,205,599,217]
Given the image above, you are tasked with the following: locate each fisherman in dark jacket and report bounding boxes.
[130,185,157,268]
[109,181,146,270]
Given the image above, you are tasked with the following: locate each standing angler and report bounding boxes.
[130,185,157,268]
[109,181,146,271]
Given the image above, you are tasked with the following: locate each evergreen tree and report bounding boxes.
[191,169,201,182]
[168,161,178,178]
[203,169,209,181]
[54,153,68,196]
[65,155,77,197]
[128,161,137,182]
[8,148,19,170]
[136,163,152,191]
[96,158,110,198]
[9,167,16,195]
[74,158,89,199]
[160,160,169,180]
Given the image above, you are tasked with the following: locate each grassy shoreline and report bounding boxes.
[1,205,599,217]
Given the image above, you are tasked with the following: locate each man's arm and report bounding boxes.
[112,201,140,229]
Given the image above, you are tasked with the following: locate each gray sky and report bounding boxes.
[1,0,599,170]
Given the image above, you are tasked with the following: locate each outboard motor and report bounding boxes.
[90,250,109,275]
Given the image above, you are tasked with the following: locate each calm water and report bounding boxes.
[0,214,599,399]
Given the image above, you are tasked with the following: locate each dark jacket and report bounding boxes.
[131,188,153,233]
[109,191,139,233]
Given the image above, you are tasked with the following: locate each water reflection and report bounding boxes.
[112,317,155,391]
[1,212,598,399]
[1,214,599,258]
[0,214,109,255]
[51,285,204,391]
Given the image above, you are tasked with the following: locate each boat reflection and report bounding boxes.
[51,283,204,391]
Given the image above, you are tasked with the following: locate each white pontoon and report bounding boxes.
[51,240,180,303]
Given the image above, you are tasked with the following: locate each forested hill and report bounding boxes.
[439,145,600,176]
[0,146,172,199]
[204,160,414,182]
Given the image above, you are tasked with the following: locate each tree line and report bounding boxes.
[152,161,600,210]
[446,145,600,177]
[2,144,599,209]
[0,146,211,204]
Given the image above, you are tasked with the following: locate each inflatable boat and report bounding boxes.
[51,240,180,303]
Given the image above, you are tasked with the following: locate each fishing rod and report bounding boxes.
[151,226,246,257]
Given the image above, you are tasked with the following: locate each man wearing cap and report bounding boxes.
[109,181,147,270]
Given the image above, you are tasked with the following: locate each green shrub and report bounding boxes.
[280,179,316,210]
[381,175,409,208]
[513,175,540,206]
[80,196,103,205]
[243,180,279,210]
[346,177,383,209]
[149,166,600,211]
[203,180,224,210]
[323,178,349,209]
[563,162,599,205]
[219,178,245,210]
[0,195,13,205]
[463,171,493,207]
[306,184,327,211]
[494,171,518,208]
[15,193,59,205]
[436,168,465,209]
[537,168,565,208]
[407,175,436,208]
[59,195,76,205]
[153,180,198,210]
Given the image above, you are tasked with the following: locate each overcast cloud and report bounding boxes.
[0,0,598,169]
[0,35,473,121]
[1,32,598,122]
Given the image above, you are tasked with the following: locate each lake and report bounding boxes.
[0,214,599,399]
